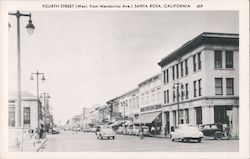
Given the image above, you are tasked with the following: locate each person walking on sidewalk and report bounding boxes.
[164,125,168,137]
[151,126,155,135]
[140,125,144,140]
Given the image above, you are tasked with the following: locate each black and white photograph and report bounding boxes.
[0,0,249,159]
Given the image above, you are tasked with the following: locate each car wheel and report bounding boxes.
[108,137,109,139]
[215,133,223,140]
[198,138,201,143]
[170,135,174,141]
[113,136,115,140]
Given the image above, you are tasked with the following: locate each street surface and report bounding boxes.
[40,131,238,152]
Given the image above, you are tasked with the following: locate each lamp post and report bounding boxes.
[40,93,50,132]
[172,81,183,125]
[9,10,35,128]
[30,70,45,137]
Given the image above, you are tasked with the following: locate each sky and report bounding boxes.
[8,11,239,125]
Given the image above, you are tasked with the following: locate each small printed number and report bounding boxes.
[197,4,203,8]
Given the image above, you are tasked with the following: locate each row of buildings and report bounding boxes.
[67,32,239,137]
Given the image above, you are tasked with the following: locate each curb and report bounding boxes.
[35,137,48,152]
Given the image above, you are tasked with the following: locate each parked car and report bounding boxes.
[133,126,140,136]
[200,123,226,140]
[96,125,115,140]
[52,127,60,134]
[138,126,149,136]
[170,124,204,142]
[127,126,134,135]
[116,127,123,134]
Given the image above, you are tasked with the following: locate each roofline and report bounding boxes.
[138,73,161,87]
[158,32,239,67]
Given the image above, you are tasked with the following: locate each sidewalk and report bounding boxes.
[9,135,50,152]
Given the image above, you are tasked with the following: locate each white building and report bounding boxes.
[158,32,239,137]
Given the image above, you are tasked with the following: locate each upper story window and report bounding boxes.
[214,50,222,68]
[176,64,179,79]
[185,83,189,99]
[226,51,234,68]
[193,55,197,72]
[198,79,202,96]
[163,71,166,84]
[185,59,188,75]
[173,90,176,102]
[198,52,201,70]
[164,91,166,104]
[172,66,175,80]
[193,81,197,97]
[180,61,184,77]
[215,78,223,95]
[226,78,234,95]
[166,69,169,83]
[166,90,169,103]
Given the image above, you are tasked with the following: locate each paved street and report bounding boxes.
[40,131,238,152]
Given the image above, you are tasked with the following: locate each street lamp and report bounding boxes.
[40,93,50,132]
[172,82,183,125]
[30,70,45,138]
[9,10,35,128]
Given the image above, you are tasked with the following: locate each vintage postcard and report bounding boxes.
[0,0,249,159]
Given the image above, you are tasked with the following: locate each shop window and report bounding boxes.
[23,107,30,127]
[214,50,222,68]
[226,51,233,68]
[8,107,15,127]
[215,78,223,95]
[195,107,202,125]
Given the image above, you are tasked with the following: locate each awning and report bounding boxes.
[133,111,161,124]
[110,121,123,127]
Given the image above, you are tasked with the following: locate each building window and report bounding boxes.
[198,79,202,96]
[172,66,175,80]
[193,81,197,97]
[214,50,222,68]
[215,78,223,95]
[226,78,234,95]
[164,91,166,104]
[226,51,234,68]
[176,64,179,78]
[181,90,184,100]
[173,90,176,102]
[166,69,169,83]
[23,107,30,127]
[185,59,188,75]
[185,83,189,99]
[8,107,15,127]
[180,61,183,77]
[163,71,166,84]
[193,55,197,72]
[167,90,169,103]
[198,52,201,70]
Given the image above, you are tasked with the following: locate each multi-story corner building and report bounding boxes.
[98,105,110,124]
[158,32,239,137]
[107,97,121,122]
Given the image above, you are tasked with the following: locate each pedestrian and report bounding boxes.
[40,125,44,139]
[225,125,231,140]
[164,125,168,137]
[140,125,144,140]
[151,126,155,135]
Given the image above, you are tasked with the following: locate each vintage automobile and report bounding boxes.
[170,124,204,143]
[138,126,150,136]
[200,123,226,140]
[133,126,141,136]
[96,125,115,140]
